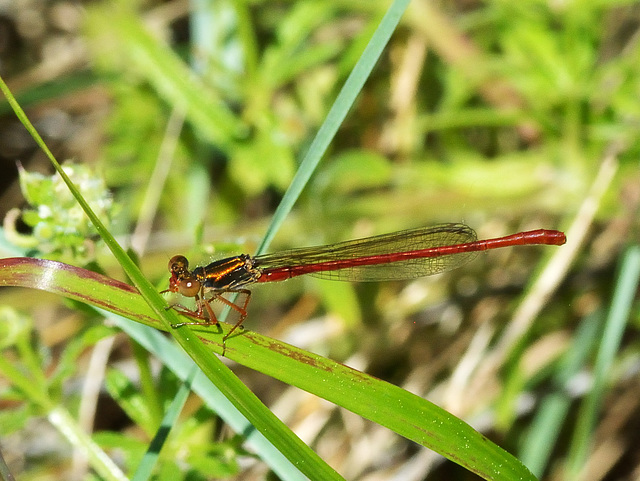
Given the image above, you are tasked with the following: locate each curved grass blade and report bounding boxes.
[111,320,309,481]
[0,257,537,481]
[0,79,343,480]
[257,0,411,254]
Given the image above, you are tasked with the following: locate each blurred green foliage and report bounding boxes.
[2,0,640,479]
[73,0,637,248]
[7,163,117,262]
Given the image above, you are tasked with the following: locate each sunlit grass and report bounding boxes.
[0,0,639,480]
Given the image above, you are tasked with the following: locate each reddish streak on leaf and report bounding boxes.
[0,257,160,327]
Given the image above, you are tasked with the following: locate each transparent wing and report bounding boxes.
[254,223,478,282]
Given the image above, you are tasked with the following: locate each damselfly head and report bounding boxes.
[168,255,189,274]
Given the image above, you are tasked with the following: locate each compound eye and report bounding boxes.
[177,277,201,298]
[168,255,189,273]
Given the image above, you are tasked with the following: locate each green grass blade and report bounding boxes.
[0,79,343,481]
[132,368,196,481]
[257,0,411,254]
[520,312,601,476]
[0,257,537,481]
[566,245,640,478]
[48,406,128,481]
[111,319,309,481]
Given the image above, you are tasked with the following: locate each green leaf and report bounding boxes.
[0,257,537,481]
[0,75,340,481]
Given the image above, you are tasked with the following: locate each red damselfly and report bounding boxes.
[163,223,566,349]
